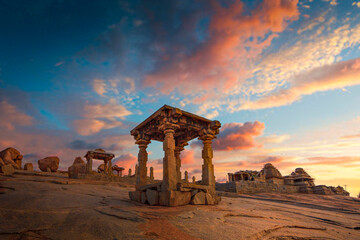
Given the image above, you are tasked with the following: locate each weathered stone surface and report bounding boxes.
[205,193,214,205]
[38,156,59,172]
[0,147,22,169]
[24,163,33,171]
[191,191,206,205]
[141,192,147,204]
[1,164,15,175]
[98,163,105,173]
[129,191,142,202]
[68,157,86,179]
[159,191,191,206]
[0,157,5,167]
[146,189,159,206]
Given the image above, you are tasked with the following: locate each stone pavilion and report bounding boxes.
[129,105,221,206]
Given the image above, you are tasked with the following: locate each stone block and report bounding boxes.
[141,191,147,204]
[146,189,159,206]
[129,191,142,202]
[191,191,206,205]
[24,163,33,171]
[159,191,191,207]
[205,193,214,205]
[1,164,15,175]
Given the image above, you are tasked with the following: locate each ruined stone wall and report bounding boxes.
[216,181,299,194]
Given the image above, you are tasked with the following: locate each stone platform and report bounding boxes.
[129,181,221,206]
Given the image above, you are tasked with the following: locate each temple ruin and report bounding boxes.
[85,149,115,176]
[129,105,221,206]
[218,163,349,196]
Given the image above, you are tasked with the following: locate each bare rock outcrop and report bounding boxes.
[68,157,86,179]
[0,147,23,169]
[38,156,59,172]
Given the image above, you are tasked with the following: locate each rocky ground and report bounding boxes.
[1,172,359,240]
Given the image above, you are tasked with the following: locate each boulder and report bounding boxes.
[97,163,105,173]
[24,163,34,171]
[146,189,159,206]
[0,147,22,169]
[191,191,206,205]
[38,156,59,172]
[68,157,86,179]
[0,157,5,167]
[1,164,15,175]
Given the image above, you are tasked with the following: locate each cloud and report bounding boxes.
[212,121,265,151]
[181,149,195,165]
[83,99,131,120]
[0,100,33,130]
[73,119,106,136]
[67,140,103,150]
[112,153,137,171]
[239,58,360,110]
[144,0,299,94]
[93,79,107,96]
[73,99,132,135]
[340,133,360,139]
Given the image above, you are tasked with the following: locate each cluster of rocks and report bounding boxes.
[129,182,220,206]
[0,147,61,176]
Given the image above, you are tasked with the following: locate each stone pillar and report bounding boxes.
[150,167,154,181]
[185,171,188,182]
[119,170,123,177]
[135,139,150,190]
[174,144,185,183]
[192,176,196,183]
[200,134,216,193]
[128,168,132,176]
[86,157,92,174]
[160,123,179,192]
[135,164,138,177]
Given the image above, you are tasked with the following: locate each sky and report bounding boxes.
[0,0,360,196]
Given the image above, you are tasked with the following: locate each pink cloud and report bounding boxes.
[181,149,195,164]
[0,100,33,130]
[144,0,299,95]
[211,121,265,151]
[240,57,360,110]
[112,153,137,172]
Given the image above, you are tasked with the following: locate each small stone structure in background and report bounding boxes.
[218,163,349,196]
[129,105,221,206]
[84,149,114,176]
[112,165,125,177]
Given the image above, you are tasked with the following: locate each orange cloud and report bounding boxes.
[240,58,360,110]
[211,121,265,151]
[181,149,195,165]
[112,153,137,172]
[144,0,299,94]
[340,133,360,139]
[0,100,33,130]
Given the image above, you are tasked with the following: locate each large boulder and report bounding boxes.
[0,147,23,169]
[68,157,86,179]
[1,164,15,175]
[38,156,59,172]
